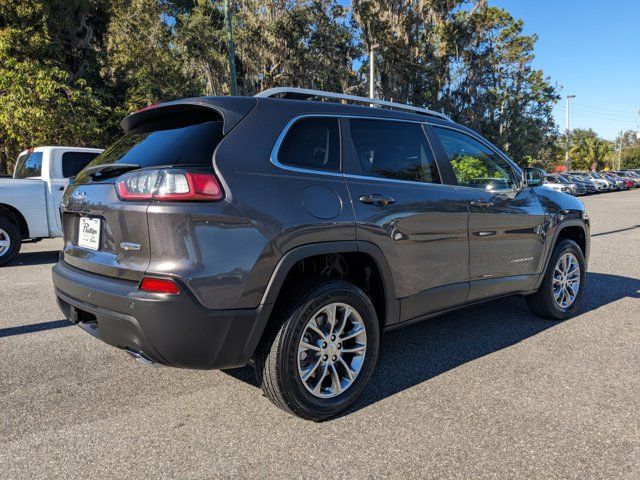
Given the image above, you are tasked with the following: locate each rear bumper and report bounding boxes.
[52,260,273,369]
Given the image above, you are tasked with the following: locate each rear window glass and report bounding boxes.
[278,118,340,171]
[62,152,101,178]
[14,151,43,178]
[77,120,223,183]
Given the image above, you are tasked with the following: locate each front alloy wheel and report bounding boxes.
[552,253,581,309]
[526,238,586,320]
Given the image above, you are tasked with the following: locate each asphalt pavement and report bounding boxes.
[1,189,639,479]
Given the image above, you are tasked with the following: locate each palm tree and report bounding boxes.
[571,136,613,171]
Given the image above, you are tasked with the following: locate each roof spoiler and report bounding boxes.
[120,97,257,135]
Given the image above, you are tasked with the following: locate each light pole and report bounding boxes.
[618,130,623,170]
[369,44,378,99]
[565,94,575,171]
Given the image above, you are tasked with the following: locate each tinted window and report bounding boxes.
[77,120,223,184]
[278,118,340,171]
[62,152,100,178]
[349,119,440,183]
[433,128,517,190]
[14,152,43,178]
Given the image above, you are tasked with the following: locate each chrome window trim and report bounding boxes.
[270,113,445,187]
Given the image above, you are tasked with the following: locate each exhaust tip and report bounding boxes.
[124,348,157,367]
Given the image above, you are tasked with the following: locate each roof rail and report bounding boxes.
[255,87,450,121]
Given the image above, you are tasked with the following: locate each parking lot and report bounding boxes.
[1,189,639,479]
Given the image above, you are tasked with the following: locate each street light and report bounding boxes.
[565,95,576,171]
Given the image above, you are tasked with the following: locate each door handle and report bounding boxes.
[470,199,494,208]
[359,194,395,206]
[58,186,65,191]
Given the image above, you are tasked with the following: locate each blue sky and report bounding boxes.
[491,0,640,140]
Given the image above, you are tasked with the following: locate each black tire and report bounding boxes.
[526,239,586,320]
[0,216,21,267]
[254,279,380,421]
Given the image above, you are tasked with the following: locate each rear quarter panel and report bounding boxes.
[145,200,278,310]
[214,101,356,254]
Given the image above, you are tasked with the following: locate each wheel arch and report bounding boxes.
[0,203,29,239]
[535,219,589,290]
[260,241,399,327]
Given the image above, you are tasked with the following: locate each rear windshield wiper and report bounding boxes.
[84,163,141,179]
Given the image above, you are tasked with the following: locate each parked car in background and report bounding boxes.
[603,172,629,190]
[570,172,608,192]
[589,172,618,191]
[621,171,640,187]
[543,177,572,194]
[612,171,639,188]
[52,88,590,420]
[546,174,585,196]
[560,174,597,194]
[0,146,103,266]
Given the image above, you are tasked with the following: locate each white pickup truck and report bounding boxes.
[0,146,103,266]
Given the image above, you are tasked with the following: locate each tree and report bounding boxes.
[105,0,201,113]
[173,0,227,96]
[0,0,110,173]
[568,129,613,171]
[0,0,566,177]
[232,1,359,95]
[621,147,640,169]
[615,129,640,148]
[613,130,640,169]
[351,2,559,167]
[450,155,489,182]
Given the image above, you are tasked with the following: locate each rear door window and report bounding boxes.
[347,119,440,184]
[14,151,43,178]
[277,117,340,172]
[62,152,101,178]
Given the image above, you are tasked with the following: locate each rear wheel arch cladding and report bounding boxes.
[259,242,398,332]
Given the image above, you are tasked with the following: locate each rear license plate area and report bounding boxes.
[78,217,101,250]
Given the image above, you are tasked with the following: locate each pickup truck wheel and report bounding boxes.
[0,217,21,266]
[526,239,585,320]
[254,279,380,421]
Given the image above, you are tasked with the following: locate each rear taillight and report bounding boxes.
[140,277,180,294]
[116,169,223,202]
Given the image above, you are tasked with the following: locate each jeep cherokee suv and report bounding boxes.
[53,88,590,420]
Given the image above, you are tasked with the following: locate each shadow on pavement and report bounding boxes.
[0,319,72,338]
[591,225,639,237]
[222,271,640,412]
[6,249,60,267]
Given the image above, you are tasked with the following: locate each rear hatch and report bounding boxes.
[61,105,231,281]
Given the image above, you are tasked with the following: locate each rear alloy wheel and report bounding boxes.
[526,239,585,320]
[297,302,367,399]
[254,280,380,421]
[0,217,21,267]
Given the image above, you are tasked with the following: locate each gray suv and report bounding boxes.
[53,88,590,420]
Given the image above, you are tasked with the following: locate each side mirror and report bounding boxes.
[522,167,545,187]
